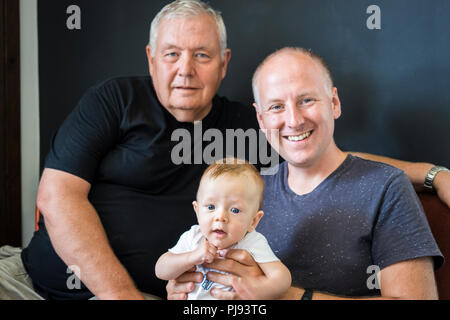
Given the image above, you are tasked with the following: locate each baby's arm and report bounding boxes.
[155,239,217,280]
[257,261,292,299]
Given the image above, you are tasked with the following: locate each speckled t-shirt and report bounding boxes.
[258,155,443,297]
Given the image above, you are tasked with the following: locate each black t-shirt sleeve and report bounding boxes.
[45,85,121,184]
[371,172,444,270]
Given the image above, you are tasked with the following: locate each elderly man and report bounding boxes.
[172,47,444,300]
[1,0,447,300]
[17,1,241,300]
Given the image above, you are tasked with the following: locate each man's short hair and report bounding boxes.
[199,158,265,210]
[252,47,335,111]
[149,0,227,60]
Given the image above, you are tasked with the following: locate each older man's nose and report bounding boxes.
[178,55,194,77]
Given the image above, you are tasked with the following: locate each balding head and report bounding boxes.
[252,47,334,112]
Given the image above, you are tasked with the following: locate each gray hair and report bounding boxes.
[149,0,227,60]
[252,47,334,112]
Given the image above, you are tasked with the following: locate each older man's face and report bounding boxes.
[147,14,231,123]
[254,52,341,168]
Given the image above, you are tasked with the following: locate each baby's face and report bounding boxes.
[193,174,263,249]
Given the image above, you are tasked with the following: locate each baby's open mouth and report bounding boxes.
[212,229,227,237]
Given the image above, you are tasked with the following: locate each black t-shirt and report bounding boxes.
[21,76,261,299]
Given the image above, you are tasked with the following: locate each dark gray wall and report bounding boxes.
[38,0,450,170]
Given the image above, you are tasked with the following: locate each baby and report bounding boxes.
[155,158,291,299]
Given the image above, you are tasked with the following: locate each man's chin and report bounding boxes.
[281,151,315,168]
[169,105,211,123]
[171,112,197,123]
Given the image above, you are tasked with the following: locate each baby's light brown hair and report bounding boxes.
[198,158,265,210]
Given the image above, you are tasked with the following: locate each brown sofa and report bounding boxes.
[418,192,449,300]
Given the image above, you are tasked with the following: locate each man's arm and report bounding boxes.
[252,261,291,299]
[282,257,437,300]
[208,254,437,300]
[37,168,144,300]
[349,152,450,208]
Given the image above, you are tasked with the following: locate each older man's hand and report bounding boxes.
[202,249,265,300]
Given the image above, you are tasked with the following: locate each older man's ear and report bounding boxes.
[220,49,232,80]
[146,45,155,76]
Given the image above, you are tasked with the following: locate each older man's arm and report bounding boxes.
[37,168,144,300]
[349,152,450,208]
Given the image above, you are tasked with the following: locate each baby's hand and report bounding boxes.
[190,239,218,265]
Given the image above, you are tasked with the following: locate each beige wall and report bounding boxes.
[20,0,40,247]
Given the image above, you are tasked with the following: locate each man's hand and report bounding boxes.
[434,170,450,209]
[202,249,265,300]
[166,267,203,300]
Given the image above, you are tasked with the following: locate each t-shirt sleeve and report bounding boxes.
[372,172,444,270]
[168,225,201,254]
[44,86,122,184]
[236,231,280,264]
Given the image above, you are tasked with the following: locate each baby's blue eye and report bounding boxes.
[207,205,215,211]
[231,208,240,214]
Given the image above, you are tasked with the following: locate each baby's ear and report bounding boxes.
[248,210,264,232]
[192,201,198,214]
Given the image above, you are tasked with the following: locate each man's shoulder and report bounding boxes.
[348,155,405,181]
[83,76,157,111]
[92,76,152,92]
[214,95,258,125]
[341,155,415,197]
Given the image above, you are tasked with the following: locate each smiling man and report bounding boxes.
[203,47,444,300]
[253,48,346,193]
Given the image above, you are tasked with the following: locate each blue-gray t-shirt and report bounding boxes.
[258,155,444,297]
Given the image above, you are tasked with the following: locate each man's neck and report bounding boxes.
[287,143,347,195]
